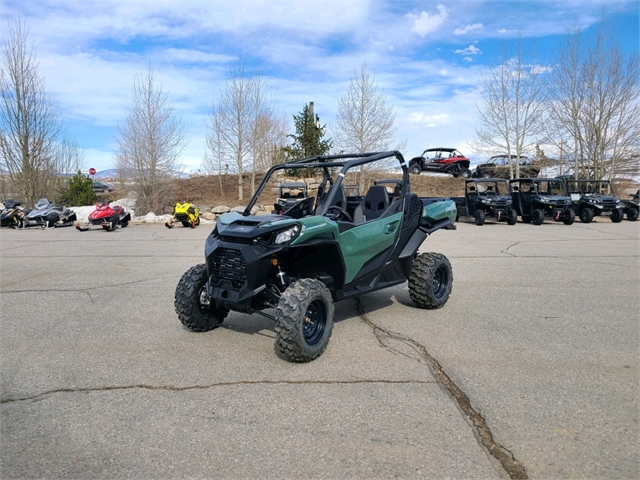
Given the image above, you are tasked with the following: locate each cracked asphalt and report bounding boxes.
[1,219,638,479]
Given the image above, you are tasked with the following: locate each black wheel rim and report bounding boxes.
[303,299,327,345]
[432,266,448,298]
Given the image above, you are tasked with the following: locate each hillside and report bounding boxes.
[107,172,468,214]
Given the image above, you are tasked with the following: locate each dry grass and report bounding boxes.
[106,172,468,212]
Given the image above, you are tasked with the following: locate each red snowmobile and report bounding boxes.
[76,201,131,231]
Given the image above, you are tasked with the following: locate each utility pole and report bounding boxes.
[309,102,320,129]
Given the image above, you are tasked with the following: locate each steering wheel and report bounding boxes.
[324,206,352,223]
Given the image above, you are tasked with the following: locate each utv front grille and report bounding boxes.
[219,235,254,244]
[210,248,247,288]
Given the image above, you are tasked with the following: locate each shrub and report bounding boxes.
[58,171,97,206]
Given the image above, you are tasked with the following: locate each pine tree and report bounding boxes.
[281,104,331,160]
[57,171,97,206]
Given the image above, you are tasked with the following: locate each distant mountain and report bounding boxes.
[92,168,192,179]
[93,169,119,179]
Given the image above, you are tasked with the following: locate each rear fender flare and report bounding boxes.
[399,229,427,260]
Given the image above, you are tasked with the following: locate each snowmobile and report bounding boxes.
[1,199,31,229]
[165,200,200,228]
[25,198,77,229]
[76,200,132,231]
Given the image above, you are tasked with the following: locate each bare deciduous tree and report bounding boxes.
[204,112,228,196]
[547,20,639,180]
[248,70,283,195]
[474,35,547,178]
[334,62,402,184]
[0,17,75,205]
[115,65,188,214]
[204,63,285,200]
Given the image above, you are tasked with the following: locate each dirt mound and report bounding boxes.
[106,172,466,213]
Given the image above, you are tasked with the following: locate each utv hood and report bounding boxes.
[215,212,298,239]
[583,194,618,202]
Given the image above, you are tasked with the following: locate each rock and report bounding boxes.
[305,178,318,185]
[231,206,245,213]
[201,212,216,221]
[211,205,231,214]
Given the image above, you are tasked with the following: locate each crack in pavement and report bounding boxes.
[0,379,435,404]
[501,242,520,257]
[353,297,528,480]
[0,275,176,294]
[578,225,638,238]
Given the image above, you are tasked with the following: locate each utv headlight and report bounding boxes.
[538,196,552,203]
[615,199,621,204]
[275,225,300,245]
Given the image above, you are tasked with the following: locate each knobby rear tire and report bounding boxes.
[532,209,544,225]
[579,208,594,223]
[409,252,453,309]
[610,208,623,223]
[410,164,422,175]
[562,209,576,225]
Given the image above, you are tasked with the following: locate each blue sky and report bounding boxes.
[1,0,638,172]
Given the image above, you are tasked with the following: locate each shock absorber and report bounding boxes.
[276,265,290,288]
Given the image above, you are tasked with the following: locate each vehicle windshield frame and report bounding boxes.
[466,179,509,196]
[243,151,408,216]
[536,179,567,196]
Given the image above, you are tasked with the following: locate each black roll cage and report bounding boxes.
[510,178,569,196]
[243,151,408,217]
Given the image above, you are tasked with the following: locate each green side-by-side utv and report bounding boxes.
[174,151,457,362]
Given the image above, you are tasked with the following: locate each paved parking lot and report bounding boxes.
[1,219,638,478]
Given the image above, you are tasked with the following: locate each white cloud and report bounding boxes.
[409,112,450,128]
[162,49,237,65]
[454,23,483,35]
[530,64,553,74]
[407,5,448,37]
[10,0,372,48]
[7,0,630,170]
[454,45,481,55]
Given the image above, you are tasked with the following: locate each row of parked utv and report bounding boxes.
[452,177,638,226]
